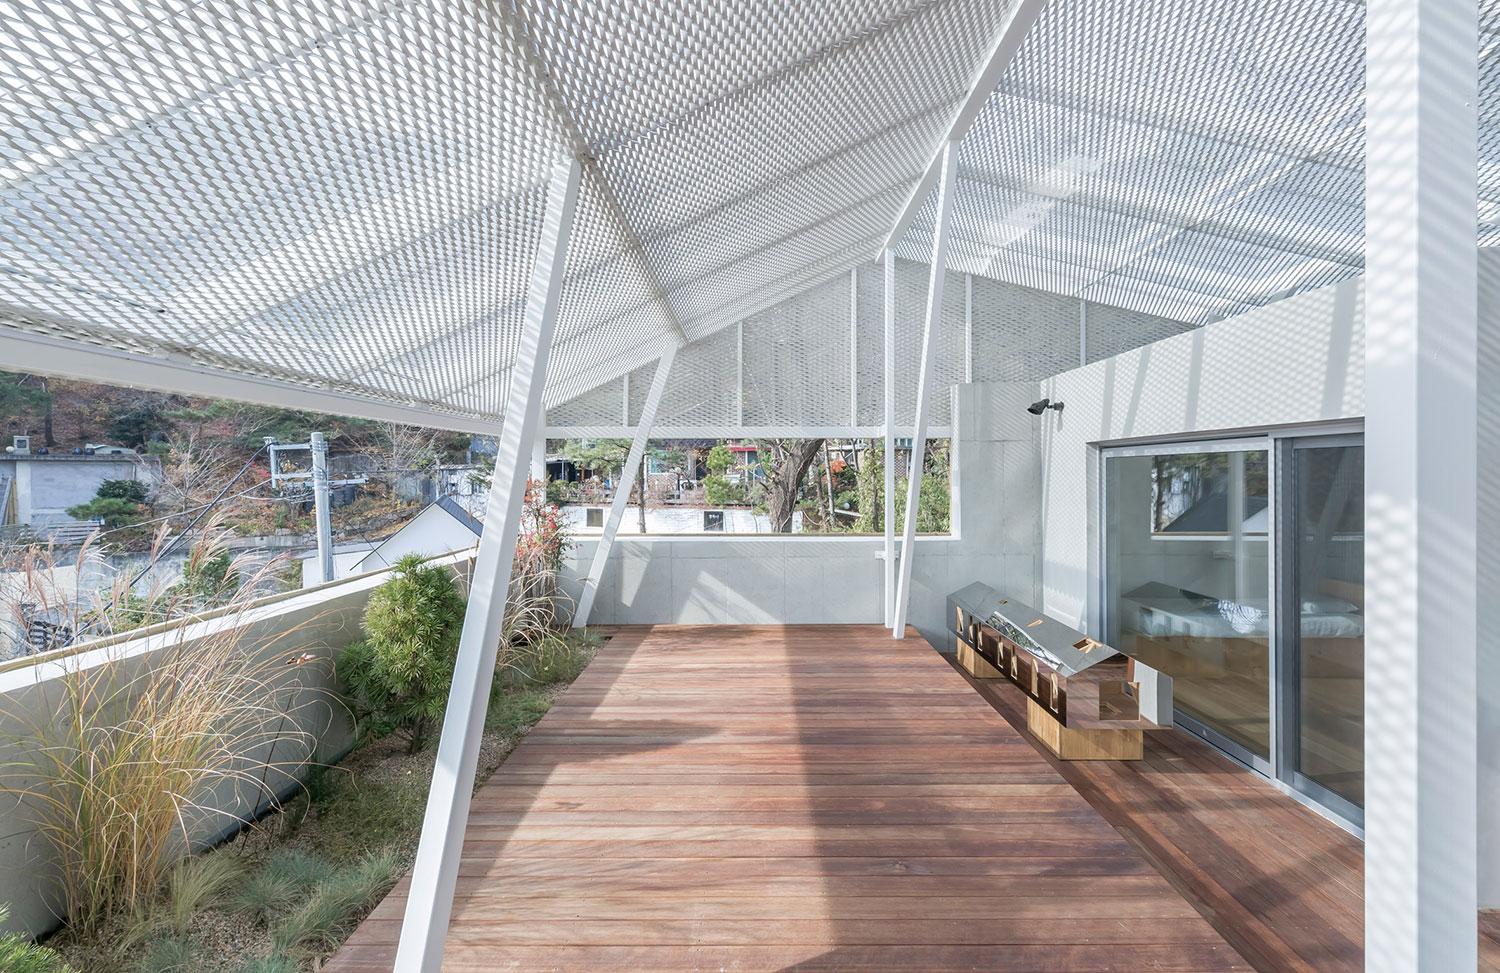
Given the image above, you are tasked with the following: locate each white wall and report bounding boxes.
[1037,277,1365,630]
[559,382,1043,646]
[0,456,147,526]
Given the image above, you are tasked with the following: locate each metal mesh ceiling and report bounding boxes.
[0,0,1017,427]
[3,0,1493,430]
[545,256,1191,433]
[895,0,1373,325]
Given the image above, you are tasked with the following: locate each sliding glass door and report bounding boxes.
[1103,441,1272,770]
[1279,437,1364,821]
[1102,431,1364,828]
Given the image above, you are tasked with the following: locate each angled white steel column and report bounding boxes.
[573,344,678,628]
[892,143,960,639]
[883,250,897,628]
[1364,1,1477,970]
[395,159,581,973]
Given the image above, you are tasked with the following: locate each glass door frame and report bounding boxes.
[1096,422,1364,835]
[1097,435,1278,778]
[1273,432,1365,829]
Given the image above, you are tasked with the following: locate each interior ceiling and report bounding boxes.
[0,0,1495,426]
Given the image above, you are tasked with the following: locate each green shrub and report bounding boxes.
[0,906,75,973]
[337,554,465,752]
[97,479,149,504]
[702,473,741,506]
[270,850,399,957]
[706,444,733,474]
[66,496,145,530]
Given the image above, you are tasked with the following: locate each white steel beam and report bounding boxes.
[883,250,898,628]
[0,314,491,434]
[1364,1,1477,970]
[893,143,960,639]
[879,0,1048,255]
[394,158,581,973]
[572,345,678,628]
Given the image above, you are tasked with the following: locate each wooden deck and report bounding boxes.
[327,624,1245,971]
[948,654,1365,971]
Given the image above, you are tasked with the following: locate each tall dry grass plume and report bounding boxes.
[0,522,330,933]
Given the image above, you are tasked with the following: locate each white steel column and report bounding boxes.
[736,321,745,426]
[1365,0,1477,969]
[1078,299,1087,368]
[892,143,959,639]
[850,269,860,426]
[573,345,678,628]
[883,251,897,628]
[529,435,546,483]
[395,159,581,973]
[963,273,974,384]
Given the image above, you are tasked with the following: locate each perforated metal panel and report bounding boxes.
[545,254,1203,432]
[969,275,1080,381]
[895,0,1370,326]
[0,0,1021,426]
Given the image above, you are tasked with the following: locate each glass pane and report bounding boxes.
[1105,449,1271,760]
[1292,444,1364,808]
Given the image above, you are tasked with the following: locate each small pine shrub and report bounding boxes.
[338,555,465,752]
[0,906,75,973]
[270,850,400,956]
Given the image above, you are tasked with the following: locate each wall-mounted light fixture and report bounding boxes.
[1027,398,1064,415]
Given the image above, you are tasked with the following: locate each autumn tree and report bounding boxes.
[755,439,824,533]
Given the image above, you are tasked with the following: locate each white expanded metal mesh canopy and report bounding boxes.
[1,1,1496,431]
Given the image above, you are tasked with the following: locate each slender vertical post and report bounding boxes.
[1078,299,1087,368]
[310,431,334,583]
[850,269,860,426]
[395,159,580,973]
[882,251,897,628]
[963,273,974,384]
[573,345,678,628]
[529,436,546,484]
[893,142,959,639]
[736,322,745,426]
[1364,1,1477,969]
[621,371,630,425]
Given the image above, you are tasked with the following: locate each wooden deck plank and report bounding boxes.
[325,625,1247,972]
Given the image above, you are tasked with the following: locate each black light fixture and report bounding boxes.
[1027,398,1064,415]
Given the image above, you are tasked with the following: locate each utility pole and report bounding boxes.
[310,431,334,584]
[265,433,364,586]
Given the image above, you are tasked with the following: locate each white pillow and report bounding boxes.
[1301,595,1359,615]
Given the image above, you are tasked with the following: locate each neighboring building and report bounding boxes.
[297,497,482,588]
[0,438,158,529]
[351,496,481,575]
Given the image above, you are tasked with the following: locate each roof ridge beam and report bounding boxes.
[493,3,688,348]
[879,0,1049,256]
